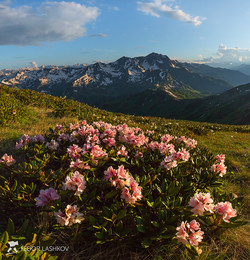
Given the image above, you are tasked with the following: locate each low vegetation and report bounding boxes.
[0,85,249,259]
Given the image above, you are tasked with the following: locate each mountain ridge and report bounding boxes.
[0,52,235,107]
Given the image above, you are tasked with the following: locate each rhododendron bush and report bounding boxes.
[0,120,243,257]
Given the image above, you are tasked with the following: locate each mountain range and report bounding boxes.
[1,52,250,124]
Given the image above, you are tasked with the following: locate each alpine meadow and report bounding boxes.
[0,1,250,259]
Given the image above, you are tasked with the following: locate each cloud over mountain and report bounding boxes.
[137,0,206,26]
[197,45,250,65]
[0,1,99,45]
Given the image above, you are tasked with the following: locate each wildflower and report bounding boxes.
[54,205,84,226]
[210,154,227,177]
[35,188,60,207]
[0,154,16,166]
[90,145,107,160]
[184,138,197,149]
[46,140,59,150]
[189,193,214,216]
[67,144,82,159]
[104,165,132,188]
[31,135,45,143]
[172,149,190,162]
[15,134,30,149]
[102,137,116,147]
[54,125,64,132]
[214,202,237,223]
[176,220,204,254]
[160,156,177,170]
[117,145,128,157]
[63,171,86,196]
[120,180,143,204]
[70,159,90,170]
[57,133,69,142]
[158,143,175,155]
[161,134,173,143]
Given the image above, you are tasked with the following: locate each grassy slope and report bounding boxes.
[0,85,249,259]
[104,83,250,125]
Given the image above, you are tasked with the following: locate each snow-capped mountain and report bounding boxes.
[0,53,235,106]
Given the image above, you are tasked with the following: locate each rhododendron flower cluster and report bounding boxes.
[31,134,45,143]
[117,145,129,157]
[35,188,60,207]
[214,201,237,223]
[210,154,227,177]
[189,192,214,216]
[176,220,203,254]
[175,136,197,149]
[189,193,237,223]
[8,119,240,256]
[54,205,84,226]
[15,134,31,149]
[46,140,59,150]
[0,153,16,166]
[63,171,86,196]
[104,165,143,204]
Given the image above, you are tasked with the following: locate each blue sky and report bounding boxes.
[1,0,250,69]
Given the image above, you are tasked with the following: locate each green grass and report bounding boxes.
[0,85,249,259]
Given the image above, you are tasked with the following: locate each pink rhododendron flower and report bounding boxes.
[67,144,82,159]
[214,202,237,223]
[69,123,80,130]
[160,156,177,170]
[90,145,107,160]
[15,134,30,149]
[120,180,143,204]
[158,143,175,155]
[54,210,67,226]
[210,154,227,177]
[46,140,59,150]
[176,136,187,144]
[70,159,90,170]
[161,134,173,143]
[216,154,225,163]
[210,162,227,177]
[54,125,64,132]
[145,130,154,135]
[57,133,69,142]
[86,134,100,145]
[148,141,159,150]
[176,220,204,254]
[172,149,190,162]
[117,145,128,157]
[0,154,16,166]
[102,138,116,147]
[63,171,86,196]
[35,188,60,207]
[104,165,132,188]
[54,205,84,226]
[189,193,214,216]
[100,128,117,139]
[31,135,45,143]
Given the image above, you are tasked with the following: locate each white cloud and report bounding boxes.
[30,61,38,69]
[216,44,250,63]
[137,0,206,26]
[195,45,250,65]
[0,1,100,45]
[90,33,108,38]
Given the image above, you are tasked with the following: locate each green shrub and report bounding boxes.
[0,120,244,257]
